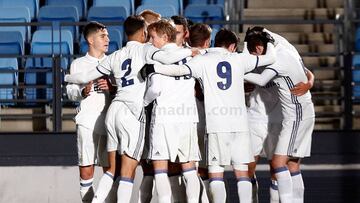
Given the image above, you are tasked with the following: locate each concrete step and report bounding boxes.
[247,0,344,9]
[242,24,337,33]
[244,8,343,20]
[302,56,337,67]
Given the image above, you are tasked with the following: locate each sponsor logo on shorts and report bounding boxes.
[212,157,217,161]
[155,151,161,156]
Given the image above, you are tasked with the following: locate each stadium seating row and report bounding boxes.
[0,1,226,104]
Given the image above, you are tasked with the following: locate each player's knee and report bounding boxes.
[208,165,225,174]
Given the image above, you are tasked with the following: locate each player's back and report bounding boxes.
[270,44,314,120]
[102,41,147,117]
[191,47,252,133]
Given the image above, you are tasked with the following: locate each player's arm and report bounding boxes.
[65,55,112,84]
[146,44,196,64]
[242,42,277,73]
[244,68,277,87]
[143,74,162,106]
[66,61,86,101]
[290,68,315,96]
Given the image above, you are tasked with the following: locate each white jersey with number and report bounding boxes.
[97,41,149,118]
[66,53,111,129]
[185,47,259,133]
[267,44,315,121]
[146,43,198,123]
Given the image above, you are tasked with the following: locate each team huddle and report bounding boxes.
[65,9,315,203]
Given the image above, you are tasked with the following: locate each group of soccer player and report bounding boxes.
[65,9,315,203]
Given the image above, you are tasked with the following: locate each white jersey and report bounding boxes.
[247,82,282,124]
[268,44,315,121]
[66,53,111,129]
[145,43,198,123]
[97,41,150,118]
[185,47,259,133]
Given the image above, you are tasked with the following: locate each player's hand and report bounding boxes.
[140,64,155,80]
[81,81,93,98]
[244,82,256,93]
[191,48,200,57]
[96,77,109,91]
[290,82,311,96]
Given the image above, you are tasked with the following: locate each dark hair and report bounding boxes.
[171,15,188,30]
[246,34,266,53]
[214,28,239,48]
[189,23,211,48]
[83,21,106,42]
[124,15,146,37]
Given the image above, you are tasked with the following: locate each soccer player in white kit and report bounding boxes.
[65,15,195,203]
[141,28,277,203]
[244,30,315,203]
[66,21,115,203]
[144,19,201,203]
[244,27,315,203]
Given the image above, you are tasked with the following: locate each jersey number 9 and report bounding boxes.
[121,59,134,87]
[216,61,232,90]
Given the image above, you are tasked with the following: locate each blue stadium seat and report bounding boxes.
[1,0,39,20]
[0,7,31,42]
[80,29,122,55]
[46,0,87,20]
[93,0,134,15]
[38,5,80,41]
[87,6,128,43]
[136,5,178,18]
[187,0,224,8]
[184,4,224,34]
[0,31,24,55]
[141,0,183,15]
[24,30,72,102]
[27,30,73,69]
[353,86,360,97]
[0,58,18,105]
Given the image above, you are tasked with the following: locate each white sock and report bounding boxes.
[155,172,172,203]
[92,172,114,203]
[80,178,94,203]
[237,177,252,203]
[291,171,304,203]
[274,167,293,203]
[169,175,186,203]
[200,178,210,203]
[105,177,120,203]
[138,175,154,203]
[209,178,226,203]
[183,169,200,203]
[117,178,134,203]
[251,177,259,203]
[270,179,280,203]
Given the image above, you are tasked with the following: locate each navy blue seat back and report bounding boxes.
[136,4,178,18]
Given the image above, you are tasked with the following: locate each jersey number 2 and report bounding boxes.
[216,61,232,90]
[121,59,134,87]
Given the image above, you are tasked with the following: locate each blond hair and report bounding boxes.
[147,19,177,43]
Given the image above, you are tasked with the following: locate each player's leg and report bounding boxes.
[77,125,96,203]
[181,161,200,203]
[269,162,280,203]
[207,133,230,203]
[198,167,210,203]
[93,104,119,203]
[138,160,154,203]
[288,158,304,203]
[168,162,186,203]
[117,154,139,203]
[153,160,172,203]
[232,132,254,203]
[271,154,292,203]
[248,157,259,203]
[92,151,116,203]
